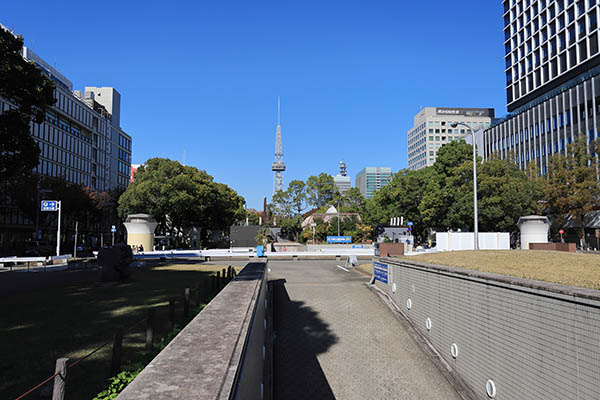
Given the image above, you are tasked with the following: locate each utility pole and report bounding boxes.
[73,221,78,258]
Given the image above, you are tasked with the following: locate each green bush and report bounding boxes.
[92,367,142,400]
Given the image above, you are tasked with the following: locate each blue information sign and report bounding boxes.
[373,262,389,284]
[326,236,352,243]
[407,221,413,226]
[41,200,58,211]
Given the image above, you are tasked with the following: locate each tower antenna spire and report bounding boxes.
[271,96,286,194]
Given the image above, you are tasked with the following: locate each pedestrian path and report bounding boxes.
[270,260,462,400]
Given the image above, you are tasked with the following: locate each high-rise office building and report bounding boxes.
[333,160,351,194]
[407,107,494,170]
[0,24,132,238]
[0,39,132,191]
[355,167,392,199]
[482,0,600,174]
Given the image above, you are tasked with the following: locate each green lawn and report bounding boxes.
[0,262,237,400]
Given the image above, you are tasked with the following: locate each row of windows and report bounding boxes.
[491,131,596,168]
[45,111,92,144]
[31,123,92,160]
[34,159,91,187]
[118,148,131,164]
[504,0,599,103]
[53,87,112,135]
[119,134,132,151]
[506,14,598,77]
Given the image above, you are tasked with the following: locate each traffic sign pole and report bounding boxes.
[56,201,62,256]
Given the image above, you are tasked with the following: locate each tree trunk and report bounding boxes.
[578,214,586,249]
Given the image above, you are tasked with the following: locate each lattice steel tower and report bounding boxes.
[271,97,286,194]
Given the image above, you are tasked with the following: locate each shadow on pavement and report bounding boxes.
[272,279,338,400]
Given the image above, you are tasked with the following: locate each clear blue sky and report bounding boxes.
[3,1,507,209]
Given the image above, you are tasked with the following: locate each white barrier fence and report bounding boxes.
[436,232,510,251]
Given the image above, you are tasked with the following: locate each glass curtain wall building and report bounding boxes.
[355,167,392,199]
[482,0,600,173]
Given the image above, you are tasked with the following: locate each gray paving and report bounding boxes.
[270,260,461,400]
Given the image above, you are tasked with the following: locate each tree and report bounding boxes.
[117,158,246,243]
[544,136,600,246]
[477,158,543,232]
[0,27,56,180]
[365,168,436,242]
[287,180,308,215]
[340,187,365,213]
[306,173,335,208]
[279,215,303,241]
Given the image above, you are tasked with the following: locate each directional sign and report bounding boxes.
[373,262,389,284]
[407,221,413,226]
[41,200,58,211]
[326,236,352,243]
[111,225,117,233]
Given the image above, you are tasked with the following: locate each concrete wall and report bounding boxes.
[373,257,600,400]
[116,262,268,400]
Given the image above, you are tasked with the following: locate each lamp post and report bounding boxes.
[337,199,341,237]
[451,122,479,250]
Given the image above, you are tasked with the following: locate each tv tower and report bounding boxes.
[271,96,286,194]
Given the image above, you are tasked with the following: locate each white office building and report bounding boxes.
[0,44,132,191]
[407,107,494,170]
[482,0,600,174]
[334,160,351,194]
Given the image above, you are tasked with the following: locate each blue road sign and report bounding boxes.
[326,236,352,243]
[407,221,413,226]
[41,200,58,211]
[373,262,388,284]
[111,225,117,233]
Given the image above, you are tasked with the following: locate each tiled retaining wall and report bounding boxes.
[374,257,600,400]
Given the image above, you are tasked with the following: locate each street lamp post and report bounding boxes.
[337,199,341,237]
[451,122,479,250]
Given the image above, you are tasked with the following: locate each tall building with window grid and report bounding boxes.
[0,26,132,238]
[0,44,132,192]
[407,107,494,170]
[355,167,392,198]
[482,0,600,173]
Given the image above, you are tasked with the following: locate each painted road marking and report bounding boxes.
[336,265,349,272]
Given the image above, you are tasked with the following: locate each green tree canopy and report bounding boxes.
[365,168,436,241]
[271,179,308,217]
[340,187,365,214]
[306,173,335,208]
[0,27,55,180]
[544,135,600,244]
[117,158,245,237]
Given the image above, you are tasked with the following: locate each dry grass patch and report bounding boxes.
[404,250,600,290]
[355,263,373,277]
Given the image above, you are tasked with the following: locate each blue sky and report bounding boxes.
[3,1,507,209]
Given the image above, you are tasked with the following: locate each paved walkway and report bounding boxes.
[270,260,461,400]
